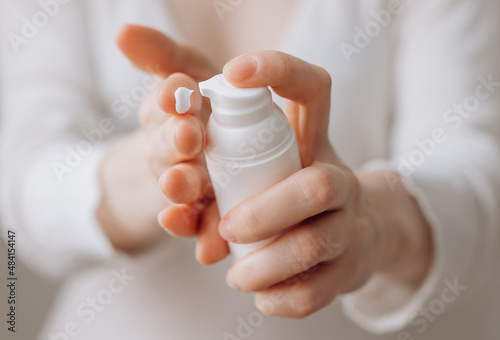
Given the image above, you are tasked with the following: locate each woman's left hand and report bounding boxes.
[215,51,433,318]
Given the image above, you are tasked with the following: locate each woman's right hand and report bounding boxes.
[97,25,228,263]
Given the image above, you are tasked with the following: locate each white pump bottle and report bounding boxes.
[199,74,302,260]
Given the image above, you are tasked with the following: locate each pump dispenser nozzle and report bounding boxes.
[199,74,272,128]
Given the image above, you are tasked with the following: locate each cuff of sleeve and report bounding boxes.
[340,159,471,334]
[18,141,115,275]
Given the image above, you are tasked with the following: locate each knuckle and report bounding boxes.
[150,134,171,171]
[348,171,362,198]
[289,229,326,266]
[318,66,332,90]
[159,119,177,153]
[278,52,294,76]
[233,204,261,241]
[299,168,336,210]
[292,289,318,318]
[155,128,172,161]
[231,261,253,291]
[267,51,295,80]
[255,294,276,316]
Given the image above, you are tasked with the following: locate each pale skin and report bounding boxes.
[97,11,434,318]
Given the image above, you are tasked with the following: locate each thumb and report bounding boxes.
[116,24,217,80]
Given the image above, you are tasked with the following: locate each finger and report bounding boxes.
[139,73,206,133]
[158,201,208,237]
[157,73,205,118]
[219,163,349,243]
[159,162,211,204]
[254,263,343,319]
[152,114,205,169]
[223,51,331,104]
[226,213,347,292]
[116,24,217,80]
[223,51,333,164]
[196,201,229,265]
[147,74,208,171]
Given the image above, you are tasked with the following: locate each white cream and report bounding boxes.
[174,87,194,114]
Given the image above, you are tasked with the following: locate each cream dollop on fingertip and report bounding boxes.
[174,87,195,114]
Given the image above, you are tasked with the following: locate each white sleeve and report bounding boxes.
[340,0,500,333]
[0,1,116,277]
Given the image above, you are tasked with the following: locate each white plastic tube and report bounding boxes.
[199,74,302,260]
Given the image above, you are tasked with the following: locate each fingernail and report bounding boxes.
[158,173,166,187]
[219,219,237,242]
[223,56,258,82]
[226,269,240,290]
[157,210,170,233]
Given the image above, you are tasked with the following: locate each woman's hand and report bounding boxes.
[97,25,227,261]
[99,25,433,319]
[215,51,434,318]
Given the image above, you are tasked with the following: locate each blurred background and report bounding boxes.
[0,239,60,339]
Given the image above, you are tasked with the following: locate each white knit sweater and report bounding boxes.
[1,0,500,339]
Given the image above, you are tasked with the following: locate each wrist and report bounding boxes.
[97,130,168,253]
[357,169,434,288]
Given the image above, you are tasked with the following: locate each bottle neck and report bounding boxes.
[212,100,273,128]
